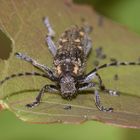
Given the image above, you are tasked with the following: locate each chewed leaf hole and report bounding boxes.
[0,30,12,60]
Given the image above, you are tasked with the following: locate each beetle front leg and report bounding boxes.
[78,72,105,89]
[78,82,96,91]
[26,84,59,108]
[78,82,113,112]
[94,89,113,112]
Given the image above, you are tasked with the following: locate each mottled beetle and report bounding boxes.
[0,17,140,112]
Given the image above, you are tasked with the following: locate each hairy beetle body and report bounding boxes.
[1,17,140,112]
[54,26,88,98]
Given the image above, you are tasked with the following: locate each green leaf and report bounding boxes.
[0,0,140,128]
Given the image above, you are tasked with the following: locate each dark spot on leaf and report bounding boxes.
[114,74,119,80]
[110,57,118,62]
[0,30,12,60]
[64,105,72,110]
[81,17,85,22]
[93,60,99,66]
[100,54,106,59]
[95,46,107,59]
[98,15,104,27]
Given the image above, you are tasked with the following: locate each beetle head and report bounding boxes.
[60,74,77,99]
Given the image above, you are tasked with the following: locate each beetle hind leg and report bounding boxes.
[43,17,57,56]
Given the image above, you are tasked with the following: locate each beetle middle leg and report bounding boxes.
[79,72,119,96]
[15,52,56,81]
[26,84,59,108]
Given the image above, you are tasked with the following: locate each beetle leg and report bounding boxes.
[44,17,57,56]
[15,52,56,81]
[78,82,113,112]
[26,84,59,108]
[94,89,113,112]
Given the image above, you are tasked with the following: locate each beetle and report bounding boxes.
[0,17,140,112]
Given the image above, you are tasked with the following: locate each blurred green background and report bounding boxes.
[0,0,140,140]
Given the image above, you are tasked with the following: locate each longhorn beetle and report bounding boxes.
[0,17,140,112]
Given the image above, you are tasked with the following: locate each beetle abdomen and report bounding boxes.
[54,26,87,76]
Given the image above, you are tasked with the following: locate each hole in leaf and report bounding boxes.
[0,30,12,60]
